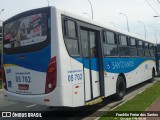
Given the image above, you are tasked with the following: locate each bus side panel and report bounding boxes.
[37,7,66,106]
[125,73,132,87]
[70,58,84,107]
[130,59,155,85]
[55,9,84,107]
[103,58,155,97]
[104,73,118,97]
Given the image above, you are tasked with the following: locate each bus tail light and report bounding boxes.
[2,67,7,90]
[45,57,57,94]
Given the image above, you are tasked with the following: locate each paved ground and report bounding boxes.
[145,97,160,120]
[146,97,160,111]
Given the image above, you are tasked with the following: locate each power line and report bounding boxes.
[145,0,160,15]
[150,0,160,14]
[157,0,160,4]
[152,0,160,11]
[155,0,160,8]
[148,0,160,14]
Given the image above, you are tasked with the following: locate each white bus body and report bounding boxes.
[2,6,156,107]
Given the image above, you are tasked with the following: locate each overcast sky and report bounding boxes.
[0,0,160,43]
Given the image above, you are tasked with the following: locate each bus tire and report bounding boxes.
[115,76,126,100]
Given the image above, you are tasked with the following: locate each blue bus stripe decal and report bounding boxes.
[74,57,155,73]
[3,45,51,72]
[103,58,155,73]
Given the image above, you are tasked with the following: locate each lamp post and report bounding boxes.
[0,20,3,26]
[0,9,4,26]
[154,16,160,17]
[149,26,157,44]
[156,30,160,44]
[0,9,4,15]
[46,0,49,6]
[119,13,129,32]
[87,0,93,20]
[137,21,146,39]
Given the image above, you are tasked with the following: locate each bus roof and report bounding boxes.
[3,6,155,45]
[56,6,155,45]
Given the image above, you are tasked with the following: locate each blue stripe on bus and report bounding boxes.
[75,58,99,71]
[83,58,89,69]
[74,57,155,73]
[103,58,155,73]
[91,58,99,71]
[3,45,51,72]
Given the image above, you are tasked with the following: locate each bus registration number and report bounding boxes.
[16,76,31,83]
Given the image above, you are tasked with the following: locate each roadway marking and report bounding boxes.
[26,104,36,108]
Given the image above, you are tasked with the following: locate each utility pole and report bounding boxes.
[119,13,129,32]
[46,0,49,6]
[87,0,93,20]
[137,21,146,39]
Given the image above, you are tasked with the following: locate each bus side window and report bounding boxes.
[89,31,97,58]
[80,29,89,57]
[144,42,150,57]
[138,40,144,56]
[119,35,130,56]
[103,31,118,57]
[149,43,155,57]
[80,29,98,58]
[129,38,138,56]
[63,19,79,56]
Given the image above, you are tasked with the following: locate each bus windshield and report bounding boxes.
[4,13,48,49]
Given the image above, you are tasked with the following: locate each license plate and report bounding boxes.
[18,84,29,90]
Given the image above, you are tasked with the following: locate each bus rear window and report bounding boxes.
[4,13,48,49]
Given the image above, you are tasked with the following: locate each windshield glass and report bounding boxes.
[4,13,47,48]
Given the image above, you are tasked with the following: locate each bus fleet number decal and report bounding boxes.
[16,76,31,83]
[68,74,82,82]
[67,70,83,82]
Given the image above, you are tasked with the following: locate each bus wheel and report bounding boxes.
[115,76,126,100]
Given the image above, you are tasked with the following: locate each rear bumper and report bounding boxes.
[3,88,62,107]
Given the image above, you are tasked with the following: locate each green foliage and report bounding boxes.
[100,81,160,120]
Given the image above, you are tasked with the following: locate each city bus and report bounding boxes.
[156,44,160,74]
[0,26,2,77]
[2,6,156,107]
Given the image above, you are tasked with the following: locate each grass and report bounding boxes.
[100,81,160,120]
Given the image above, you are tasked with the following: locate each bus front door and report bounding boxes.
[80,28,101,101]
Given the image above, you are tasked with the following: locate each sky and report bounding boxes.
[0,0,160,43]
